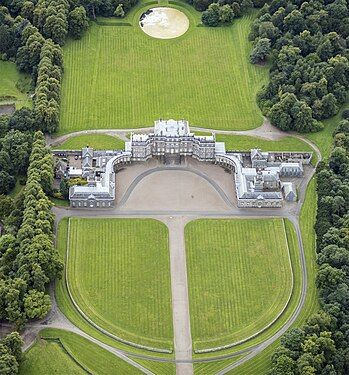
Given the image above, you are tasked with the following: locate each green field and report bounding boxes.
[186,218,294,351]
[59,3,267,134]
[66,218,173,350]
[0,61,31,109]
[53,133,125,150]
[20,339,85,375]
[20,329,144,374]
[216,134,313,152]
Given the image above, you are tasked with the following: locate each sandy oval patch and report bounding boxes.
[139,7,189,39]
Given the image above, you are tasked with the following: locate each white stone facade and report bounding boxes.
[126,119,216,162]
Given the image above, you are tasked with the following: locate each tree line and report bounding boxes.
[269,119,349,373]
[190,0,267,27]
[249,0,349,133]
[0,131,62,333]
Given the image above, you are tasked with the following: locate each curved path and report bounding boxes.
[47,118,287,147]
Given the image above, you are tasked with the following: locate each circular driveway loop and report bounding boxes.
[139,7,189,39]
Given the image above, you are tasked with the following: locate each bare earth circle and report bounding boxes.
[139,7,189,39]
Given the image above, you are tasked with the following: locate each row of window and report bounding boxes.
[71,201,112,208]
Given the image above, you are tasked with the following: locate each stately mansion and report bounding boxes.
[53,119,312,209]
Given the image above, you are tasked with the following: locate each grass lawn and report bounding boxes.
[53,134,125,150]
[20,328,144,374]
[0,61,31,109]
[66,217,173,350]
[186,218,294,351]
[216,134,314,152]
[20,339,85,375]
[59,3,267,134]
[49,196,70,207]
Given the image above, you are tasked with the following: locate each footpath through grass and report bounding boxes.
[53,133,125,150]
[59,6,267,134]
[186,218,294,351]
[66,217,173,350]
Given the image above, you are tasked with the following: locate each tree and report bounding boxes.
[0,24,14,54]
[1,333,23,363]
[321,93,338,119]
[329,147,348,176]
[202,6,220,26]
[0,115,9,138]
[0,352,18,375]
[0,171,15,195]
[8,108,36,132]
[114,4,125,18]
[59,178,69,198]
[219,4,234,23]
[24,289,51,319]
[0,195,14,222]
[1,130,32,175]
[241,0,253,12]
[20,1,35,22]
[68,6,89,39]
[231,2,241,17]
[270,354,297,374]
[250,37,270,63]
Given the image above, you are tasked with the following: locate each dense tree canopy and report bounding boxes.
[0,332,23,375]
[250,0,349,132]
[0,132,62,328]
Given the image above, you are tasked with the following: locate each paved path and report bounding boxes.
[47,118,286,147]
[166,217,193,375]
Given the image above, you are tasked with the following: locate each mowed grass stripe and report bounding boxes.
[59,9,267,134]
[67,218,173,350]
[185,219,293,350]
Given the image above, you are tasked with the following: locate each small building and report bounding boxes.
[282,182,297,202]
[279,162,303,177]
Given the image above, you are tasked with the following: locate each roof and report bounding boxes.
[215,142,226,154]
[282,182,296,196]
[154,119,189,137]
[132,134,149,142]
[82,147,93,158]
